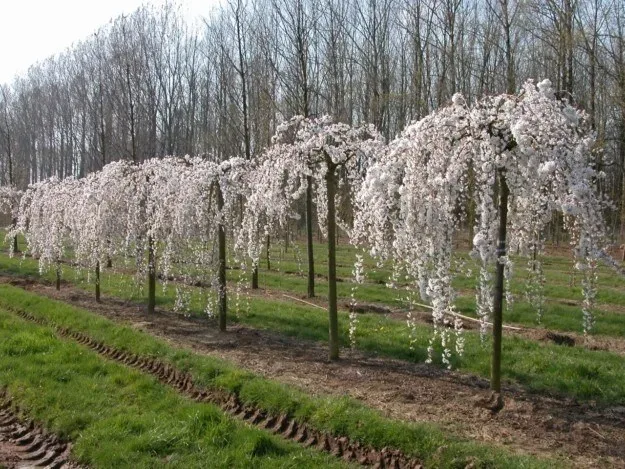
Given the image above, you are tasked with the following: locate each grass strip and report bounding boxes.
[0,283,552,468]
[4,237,625,339]
[0,306,345,468]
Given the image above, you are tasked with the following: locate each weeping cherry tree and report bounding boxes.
[14,178,78,290]
[353,80,608,408]
[240,115,384,360]
[13,156,248,329]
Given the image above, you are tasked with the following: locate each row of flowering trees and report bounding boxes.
[10,157,247,330]
[0,80,610,406]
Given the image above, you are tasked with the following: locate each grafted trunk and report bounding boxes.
[491,169,509,408]
[326,164,339,361]
[252,265,259,289]
[95,261,101,303]
[306,176,315,298]
[55,262,61,291]
[147,236,156,314]
[11,217,18,253]
[217,183,227,332]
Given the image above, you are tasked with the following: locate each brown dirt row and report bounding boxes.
[10,307,422,469]
[3,276,625,468]
[0,390,77,469]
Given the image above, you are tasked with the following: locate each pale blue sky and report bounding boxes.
[0,0,221,85]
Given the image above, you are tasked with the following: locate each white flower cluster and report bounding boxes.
[238,115,384,263]
[0,185,22,252]
[0,185,21,221]
[349,253,366,348]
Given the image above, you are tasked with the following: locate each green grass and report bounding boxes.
[0,284,553,468]
[4,231,625,338]
[1,252,625,405]
[236,297,625,404]
[0,306,345,468]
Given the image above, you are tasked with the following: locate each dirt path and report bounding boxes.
[3,277,625,468]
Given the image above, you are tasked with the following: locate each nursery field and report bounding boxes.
[0,238,624,468]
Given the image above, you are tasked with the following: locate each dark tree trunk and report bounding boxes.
[11,218,18,253]
[217,184,227,332]
[147,236,156,314]
[306,176,315,298]
[95,261,101,303]
[491,169,509,409]
[326,163,339,361]
[55,262,61,291]
[252,264,259,289]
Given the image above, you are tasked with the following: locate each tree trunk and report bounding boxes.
[252,264,259,289]
[306,176,315,298]
[95,261,101,303]
[266,234,271,270]
[11,218,18,253]
[55,262,61,291]
[491,169,509,408]
[147,236,156,314]
[217,183,227,332]
[326,164,339,361]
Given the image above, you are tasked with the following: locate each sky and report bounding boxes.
[0,0,221,85]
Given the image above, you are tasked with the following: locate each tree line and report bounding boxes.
[0,0,624,236]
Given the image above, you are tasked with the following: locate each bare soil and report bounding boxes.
[3,276,625,468]
[0,438,20,469]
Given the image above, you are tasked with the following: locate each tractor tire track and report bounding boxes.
[0,390,78,469]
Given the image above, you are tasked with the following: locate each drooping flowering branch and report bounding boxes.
[0,185,21,253]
